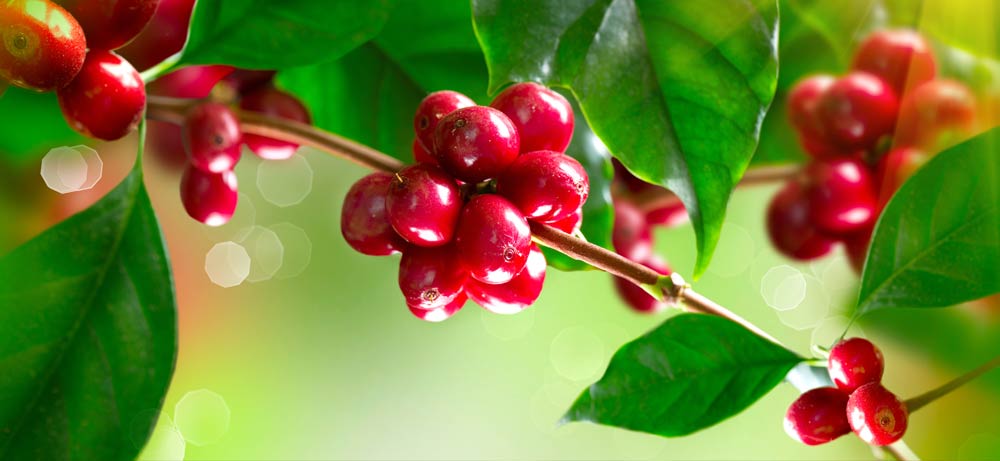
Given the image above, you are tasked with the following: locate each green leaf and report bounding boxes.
[0,88,84,165]
[472,0,779,277]
[0,155,177,459]
[564,313,802,437]
[179,0,393,69]
[856,128,1000,315]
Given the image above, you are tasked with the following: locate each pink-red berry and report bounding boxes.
[183,102,243,173]
[341,172,406,256]
[0,0,86,91]
[787,75,842,158]
[804,159,877,235]
[612,200,653,262]
[613,256,671,313]
[386,164,463,247]
[816,72,899,151]
[783,387,851,446]
[766,181,835,260]
[148,65,235,99]
[411,138,436,165]
[118,0,195,71]
[847,383,908,446]
[179,166,238,226]
[240,86,312,160]
[58,50,146,141]
[398,245,467,310]
[852,29,936,96]
[57,0,160,51]
[496,150,589,223]
[432,105,520,182]
[466,243,546,314]
[408,292,467,323]
[828,337,885,392]
[413,90,475,151]
[455,194,532,285]
[548,206,583,234]
[490,82,574,153]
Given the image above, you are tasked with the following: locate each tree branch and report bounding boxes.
[905,353,1000,413]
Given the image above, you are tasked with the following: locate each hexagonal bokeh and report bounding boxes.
[136,413,185,461]
[40,145,102,194]
[205,241,251,288]
[760,265,807,311]
[256,153,313,207]
[775,274,831,331]
[235,225,285,282]
[268,222,312,279]
[174,389,231,447]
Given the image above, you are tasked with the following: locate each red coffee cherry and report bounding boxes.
[408,292,467,323]
[613,256,671,313]
[221,69,277,95]
[845,225,873,275]
[852,29,936,96]
[239,86,312,160]
[413,90,475,151]
[803,159,877,235]
[117,0,195,71]
[58,51,145,141]
[411,138,436,165]
[875,147,927,206]
[341,172,406,256]
[466,243,546,314]
[894,79,977,150]
[490,82,574,153]
[816,72,899,151]
[398,245,467,310]
[386,164,463,247]
[433,106,520,182]
[179,166,238,226]
[766,181,835,260]
[496,150,589,223]
[828,337,885,392]
[783,387,851,446]
[56,0,159,51]
[787,75,845,158]
[0,0,86,91]
[455,194,532,285]
[612,200,653,262]
[547,206,583,234]
[847,383,908,446]
[147,65,235,98]
[646,202,688,227]
[183,102,242,173]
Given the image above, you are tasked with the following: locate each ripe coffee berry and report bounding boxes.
[0,0,86,91]
[490,82,574,153]
[787,75,839,156]
[612,200,653,262]
[646,201,688,227]
[548,207,583,234]
[179,166,238,226]
[409,292,467,323]
[56,0,160,51]
[852,29,936,96]
[465,244,546,314]
[613,256,671,313]
[783,387,851,446]
[386,164,462,247]
[804,159,877,235]
[828,337,884,392]
[816,72,898,151]
[148,65,235,99]
[240,87,312,160]
[894,79,977,150]
[433,106,520,182]
[844,225,873,274]
[398,245,467,310]
[414,90,475,151]
[455,194,532,285]
[847,383,908,446]
[496,150,589,223]
[183,102,242,173]
[341,172,406,256]
[118,0,195,71]
[411,138,436,165]
[58,50,146,141]
[766,181,835,260]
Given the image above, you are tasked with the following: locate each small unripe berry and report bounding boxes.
[58,51,145,141]
[816,72,898,151]
[490,82,574,153]
[766,181,835,260]
[894,79,977,151]
[847,383,908,446]
[240,87,312,160]
[804,159,877,235]
[455,194,532,285]
[179,166,238,226]
[496,150,589,223]
[386,164,463,247]
[783,387,851,446]
[852,29,936,96]
[183,102,242,173]
[433,106,520,182]
[413,90,475,151]
[398,245,467,310]
[341,172,406,256]
[466,243,546,314]
[0,0,86,91]
[828,337,884,392]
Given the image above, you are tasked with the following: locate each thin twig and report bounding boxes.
[905,353,1000,413]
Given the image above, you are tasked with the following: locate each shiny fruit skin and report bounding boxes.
[804,159,877,235]
[385,164,463,247]
[646,201,687,227]
[455,194,532,285]
[490,82,574,152]
[117,0,194,71]
[179,166,238,226]
[613,256,671,313]
[828,337,885,393]
[783,387,851,446]
[57,50,145,140]
[548,206,582,234]
[413,90,475,151]
[147,65,234,98]
[496,150,589,223]
[56,0,159,50]
[341,172,406,256]
[816,72,899,151]
[411,138,436,165]
[847,383,908,446]
[0,0,86,91]
[894,79,977,151]
[612,200,652,262]
[398,245,467,310]
[787,74,842,157]
[766,181,835,260]
[408,292,466,322]
[183,102,242,173]
[852,29,936,96]
[466,243,546,314]
[239,86,311,160]
[432,105,520,182]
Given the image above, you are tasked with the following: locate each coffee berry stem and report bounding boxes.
[631,164,801,213]
[904,353,1000,413]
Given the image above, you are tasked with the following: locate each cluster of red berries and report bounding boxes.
[769,29,978,271]
[340,83,588,322]
[0,0,155,140]
[785,337,908,447]
[608,161,688,313]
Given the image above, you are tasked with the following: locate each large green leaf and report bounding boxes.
[856,128,1000,314]
[472,0,779,277]
[0,155,177,459]
[0,88,83,165]
[179,0,393,69]
[563,314,802,437]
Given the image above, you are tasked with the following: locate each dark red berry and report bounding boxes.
[0,0,86,91]
[58,51,145,141]
[183,102,242,173]
[646,202,687,228]
[56,0,160,51]
[179,166,238,226]
[455,194,531,285]
[783,387,851,446]
[408,292,466,323]
[466,243,546,314]
[766,181,836,260]
[787,75,843,157]
[847,383,908,446]
[845,225,873,275]
[496,150,589,223]
[612,200,652,261]
[147,65,235,98]
[433,106,520,182]
[852,29,936,96]
[239,86,311,160]
[613,256,671,313]
[875,147,926,207]
[117,0,195,71]
[816,72,899,151]
[804,159,877,235]
[398,245,467,310]
[894,79,977,151]
[341,172,406,256]
[386,164,463,247]
[828,337,885,392]
[411,138,437,165]
[490,82,574,153]
[413,90,475,151]
[221,69,277,95]
[548,206,583,234]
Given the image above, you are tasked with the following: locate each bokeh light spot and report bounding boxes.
[268,222,312,279]
[174,389,231,447]
[256,153,313,207]
[549,326,605,381]
[205,242,251,288]
[776,275,831,330]
[235,226,284,282]
[41,145,102,194]
[136,413,185,461]
[761,265,807,311]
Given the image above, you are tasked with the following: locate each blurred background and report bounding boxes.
[1,0,999,460]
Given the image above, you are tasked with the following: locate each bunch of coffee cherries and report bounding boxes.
[785,338,909,447]
[0,0,156,140]
[769,29,978,271]
[340,83,588,322]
